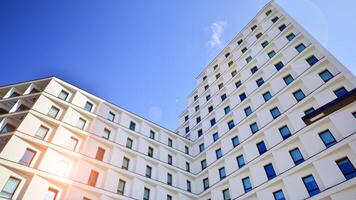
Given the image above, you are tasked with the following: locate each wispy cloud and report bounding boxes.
[207,21,227,48]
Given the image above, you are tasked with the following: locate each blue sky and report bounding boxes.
[0,0,355,130]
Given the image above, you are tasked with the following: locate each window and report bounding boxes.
[58,90,69,101]
[122,157,130,170]
[19,148,36,166]
[336,157,356,180]
[9,91,20,98]
[286,33,295,41]
[222,188,231,200]
[117,179,126,195]
[283,74,294,85]
[48,106,60,118]
[256,78,265,87]
[186,162,190,172]
[302,175,320,197]
[263,91,272,102]
[204,84,209,90]
[304,107,315,115]
[270,107,281,119]
[273,190,285,200]
[261,41,269,48]
[264,163,276,180]
[198,129,203,137]
[201,159,207,170]
[295,43,306,53]
[167,194,172,200]
[35,125,49,139]
[353,112,356,118]
[219,167,226,180]
[251,25,257,31]
[242,177,252,192]
[167,173,172,185]
[278,24,286,31]
[199,143,205,152]
[246,56,253,63]
[232,136,240,147]
[126,138,133,149]
[143,187,150,200]
[76,117,86,129]
[236,155,245,168]
[250,122,259,134]
[0,177,21,199]
[84,101,93,112]
[147,147,154,157]
[225,52,230,58]
[210,118,216,127]
[168,155,172,165]
[213,64,218,70]
[185,126,190,133]
[319,129,337,148]
[240,92,247,101]
[185,146,189,155]
[306,55,319,66]
[274,61,284,71]
[289,148,304,165]
[203,76,207,81]
[67,136,79,151]
[231,70,237,77]
[319,70,333,82]
[224,106,230,114]
[206,95,211,101]
[129,121,136,131]
[227,120,235,130]
[107,112,115,122]
[146,165,152,178]
[228,61,234,67]
[216,73,221,79]
[241,47,248,53]
[279,125,291,139]
[203,178,209,190]
[244,106,252,116]
[237,39,243,45]
[221,94,227,101]
[194,95,198,101]
[235,81,242,88]
[213,132,219,142]
[293,89,305,102]
[266,9,272,15]
[149,130,155,139]
[184,115,189,122]
[216,148,223,159]
[271,16,279,23]
[103,128,111,139]
[95,147,105,161]
[44,188,58,200]
[334,87,348,98]
[195,105,200,112]
[0,123,15,134]
[208,106,214,113]
[268,50,276,58]
[257,141,267,155]
[88,170,99,186]
[251,66,258,74]
[256,32,262,39]
[168,138,172,147]
[187,180,191,192]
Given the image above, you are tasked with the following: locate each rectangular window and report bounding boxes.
[19,148,36,166]
[35,125,49,139]
[206,95,211,101]
[198,129,203,137]
[227,120,235,130]
[122,157,130,170]
[146,165,152,178]
[237,39,243,45]
[274,61,284,71]
[271,16,279,23]
[257,141,267,155]
[126,138,133,149]
[295,43,306,53]
[168,138,172,147]
[231,136,240,147]
[334,87,348,98]
[167,194,172,200]
[219,167,226,180]
[76,117,86,129]
[240,92,247,101]
[167,173,172,185]
[251,25,257,31]
[168,155,172,165]
[222,188,231,200]
[279,125,291,139]
[143,187,150,200]
[129,121,136,131]
[201,159,207,170]
[185,126,190,133]
[58,90,69,101]
[251,66,258,74]
[149,130,155,139]
[270,107,281,119]
[194,95,198,101]
[244,106,252,116]
[117,179,126,195]
[213,132,219,142]
[283,74,294,85]
[306,55,319,66]
[218,83,223,90]
[186,162,190,172]
[278,24,286,31]
[256,32,262,39]
[224,106,230,114]
[199,143,205,152]
[302,175,320,197]
[231,70,237,77]
[225,52,230,58]
[103,128,111,139]
[319,69,333,82]
[187,180,191,192]
[336,157,356,180]
[48,106,60,118]
[184,115,189,122]
[264,163,277,180]
[84,101,93,112]
[88,170,99,186]
[195,105,199,112]
[210,118,216,127]
[256,78,264,87]
[266,9,272,16]
[107,112,115,122]
[263,91,272,102]
[242,177,252,192]
[273,190,285,200]
[246,56,253,63]
[293,89,305,102]
[203,178,209,190]
[236,155,245,168]
[250,122,259,134]
[286,33,295,41]
[319,129,337,148]
[185,146,189,155]
[221,94,227,101]
[261,41,269,48]
[0,177,21,199]
[208,106,214,113]
[95,147,105,161]
[235,81,242,88]
[268,50,276,58]
[216,148,223,159]
[147,147,154,157]
[67,136,79,151]
[289,148,304,165]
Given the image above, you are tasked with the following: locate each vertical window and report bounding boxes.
[306,54,320,66]
[117,179,126,195]
[187,180,191,192]
[251,66,258,74]
[293,89,305,102]
[198,129,203,137]
[196,116,201,124]
[286,33,295,41]
[263,91,272,102]
[319,70,333,82]
[336,157,356,180]
[208,106,214,113]
[224,106,231,114]
[236,155,245,168]
[35,125,49,139]
[231,136,240,147]
[0,177,21,199]
[228,61,234,67]
[76,117,86,129]
[250,122,259,134]
[213,132,219,142]
[44,187,58,200]
[201,159,207,170]
[103,128,111,139]
[129,121,136,131]
[256,78,264,87]
[149,130,155,139]
[319,129,337,148]
[244,106,252,116]
[19,148,36,166]
[167,194,172,200]
[48,106,60,118]
[289,148,304,165]
[203,76,207,81]
[237,39,243,45]
[257,141,267,155]
[225,52,230,58]
[168,138,172,147]
[216,148,223,159]
[185,126,190,133]
[126,138,133,149]
[334,87,348,98]
[242,177,252,192]
[210,118,216,127]
[199,143,205,152]
[283,74,294,85]
[185,146,189,155]
[251,25,257,31]
[231,70,237,77]
[88,170,99,186]
[274,61,284,71]
[186,162,190,172]
[219,167,226,180]
[184,115,189,122]
[67,136,79,151]
[270,107,281,119]
[256,32,262,39]
[168,154,172,165]
[227,120,235,130]
[84,101,93,112]
[240,92,247,101]
[95,147,105,161]
[147,147,154,157]
[268,50,276,58]
[295,43,306,53]
[222,188,231,200]
[264,163,276,180]
[58,90,69,101]
[279,125,291,139]
[302,175,320,197]
[266,9,272,16]
[146,165,152,178]
[143,187,150,200]
[203,178,209,190]
[278,24,286,31]
[206,95,211,101]
[273,190,285,200]
[167,173,172,185]
[194,95,198,101]
[122,157,130,170]
[107,112,115,122]
[218,82,224,89]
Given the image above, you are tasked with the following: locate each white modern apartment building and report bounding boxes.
[0,1,356,200]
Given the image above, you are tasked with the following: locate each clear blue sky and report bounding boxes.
[0,0,355,130]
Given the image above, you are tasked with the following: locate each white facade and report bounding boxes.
[0,1,356,200]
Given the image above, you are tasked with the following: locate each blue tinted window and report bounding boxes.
[244,106,252,116]
[306,55,319,66]
[250,122,259,134]
[232,136,240,147]
[302,175,320,197]
[319,130,336,148]
[237,155,245,168]
[185,126,189,133]
[199,143,205,152]
[256,32,262,39]
[293,89,305,102]
[216,148,223,159]
[264,163,276,180]
[278,24,286,31]
[201,159,207,170]
[286,33,295,41]
[334,87,348,98]
[289,148,304,165]
[219,167,226,179]
[208,106,213,113]
[221,94,227,101]
[228,120,235,130]
[270,107,281,119]
[274,61,284,71]
[242,177,252,192]
[261,41,269,48]
[222,188,230,200]
[336,157,356,180]
[242,47,247,53]
[198,129,203,137]
[251,66,258,74]
[257,141,267,155]
[256,78,264,87]
[196,116,201,124]
[283,74,294,85]
[263,91,272,102]
[224,106,230,114]
[319,70,333,82]
[235,81,242,88]
[268,50,276,58]
[213,132,219,142]
[279,125,291,139]
[210,118,216,126]
[273,190,285,200]
[240,93,247,101]
[295,43,306,53]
